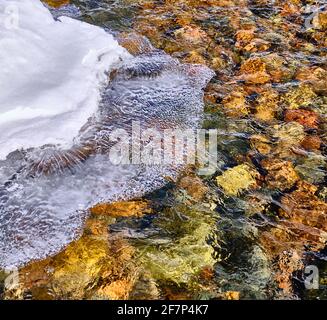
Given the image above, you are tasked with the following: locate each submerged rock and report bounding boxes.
[43,0,70,8]
[261,159,299,191]
[216,164,260,196]
[222,90,250,116]
[281,85,317,110]
[239,57,271,84]
[178,175,209,202]
[284,109,319,129]
[126,202,218,294]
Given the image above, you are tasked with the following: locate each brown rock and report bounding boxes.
[274,250,303,295]
[301,135,321,151]
[117,33,153,55]
[178,176,208,201]
[250,135,272,155]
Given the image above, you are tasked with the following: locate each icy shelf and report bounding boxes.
[0,0,129,159]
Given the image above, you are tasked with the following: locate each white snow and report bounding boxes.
[0,0,129,159]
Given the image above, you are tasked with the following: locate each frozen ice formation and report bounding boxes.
[0,0,129,159]
[0,0,214,269]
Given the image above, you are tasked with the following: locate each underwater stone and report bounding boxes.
[261,159,299,191]
[216,164,259,196]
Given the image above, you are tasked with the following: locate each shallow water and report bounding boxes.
[1,0,327,300]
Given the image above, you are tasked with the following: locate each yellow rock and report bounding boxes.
[272,122,306,157]
[225,291,240,300]
[312,11,327,30]
[281,84,317,109]
[240,57,266,74]
[216,164,259,196]
[91,200,152,218]
[254,89,279,122]
[211,57,226,70]
[222,90,249,116]
[136,205,217,287]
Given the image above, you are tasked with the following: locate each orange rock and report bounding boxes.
[243,38,270,52]
[239,57,270,84]
[312,11,327,30]
[295,67,326,82]
[199,266,215,281]
[174,25,209,46]
[261,159,299,191]
[274,250,303,295]
[281,3,299,16]
[84,218,109,236]
[235,30,255,50]
[222,90,250,116]
[279,181,327,232]
[240,57,266,74]
[42,0,70,8]
[225,291,240,300]
[97,279,134,300]
[91,200,152,218]
[236,29,255,43]
[284,109,319,129]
